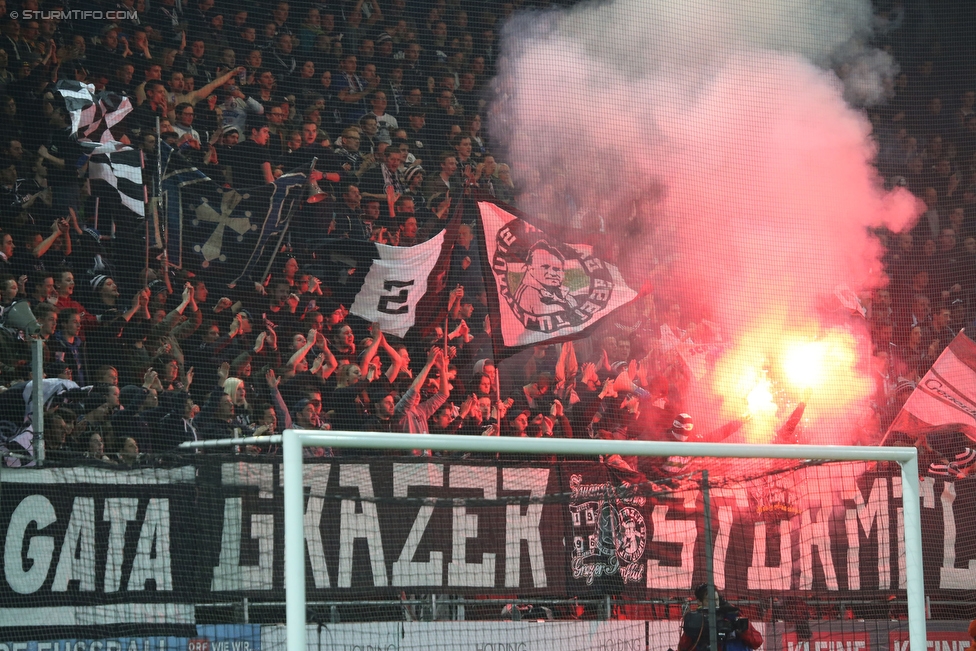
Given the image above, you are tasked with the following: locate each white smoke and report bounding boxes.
[489,0,919,443]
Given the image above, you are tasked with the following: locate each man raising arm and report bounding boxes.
[173,66,248,109]
[395,347,450,436]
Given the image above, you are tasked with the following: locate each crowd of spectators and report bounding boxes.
[868,3,976,402]
[0,0,971,471]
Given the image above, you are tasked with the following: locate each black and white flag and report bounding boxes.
[54,80,133,143]
[55,79,97,133]
[478,201,639,353]
[350,230,447,337]
[161,140,310,287]
[88,145,146,218]
[161,141,213,267]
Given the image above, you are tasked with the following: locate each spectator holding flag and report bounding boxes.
[38,106,83,212]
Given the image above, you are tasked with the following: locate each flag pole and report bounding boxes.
[141,146,159,248]
[148,116,161,272]
[257,158,318,286]
[386,183,396,219]
[495,360,501,405]
[156,115,163,198]
[157,116,164,257]
[93,197,99,230]
[142,148,150,270]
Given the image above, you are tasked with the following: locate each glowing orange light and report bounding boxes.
[746,377,776,416]
[782,341,826,390]
[710,324,874,445]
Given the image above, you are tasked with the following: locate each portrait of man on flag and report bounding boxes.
[514,239,580,318]
[479,201,639,351]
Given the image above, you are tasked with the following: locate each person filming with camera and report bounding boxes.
[677,584,764,651]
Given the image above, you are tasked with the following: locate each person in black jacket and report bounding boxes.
[110,384,153,455]
[193,389,237,441]
[151,390,200,453]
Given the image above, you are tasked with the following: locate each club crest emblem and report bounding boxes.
[614,506,647,565]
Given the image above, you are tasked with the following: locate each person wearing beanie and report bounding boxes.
[403,163,427,210]
[147,278,171,314]
[645,409,754,480]
[404,164,424,187]
[472,358,495,384]
[120,385,150,411]
[669,413,695,441]
[651,414,697,478]
[88,275,149,323]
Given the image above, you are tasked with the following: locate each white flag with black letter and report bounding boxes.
[350,230,447,337]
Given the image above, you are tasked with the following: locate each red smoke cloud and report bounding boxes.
[490,1,919,442]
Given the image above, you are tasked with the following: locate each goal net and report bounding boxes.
[275,432,934,651]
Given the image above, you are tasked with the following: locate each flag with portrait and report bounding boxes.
[477,201,640,357]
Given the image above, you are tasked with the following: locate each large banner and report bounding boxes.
[264,621,974,651]
[0,459,974,636]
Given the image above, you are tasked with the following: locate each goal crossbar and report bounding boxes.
[281,430,925,651]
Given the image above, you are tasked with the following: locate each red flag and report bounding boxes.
[881,331,976,478]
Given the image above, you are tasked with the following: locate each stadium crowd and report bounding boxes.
[0,0,970,471]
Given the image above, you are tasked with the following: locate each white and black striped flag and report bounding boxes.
[88,145,146,218]
[54,80,133,143]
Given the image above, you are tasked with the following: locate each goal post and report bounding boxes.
[281,430,926,651]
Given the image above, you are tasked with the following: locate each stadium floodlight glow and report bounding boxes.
[281,430,925,651]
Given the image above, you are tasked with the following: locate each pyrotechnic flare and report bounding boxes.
[491,0,918,443]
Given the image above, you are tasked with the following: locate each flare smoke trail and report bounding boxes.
[489,0,919,443]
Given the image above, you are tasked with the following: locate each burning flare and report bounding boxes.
[747,377,776,417]
[711,324,871,444]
